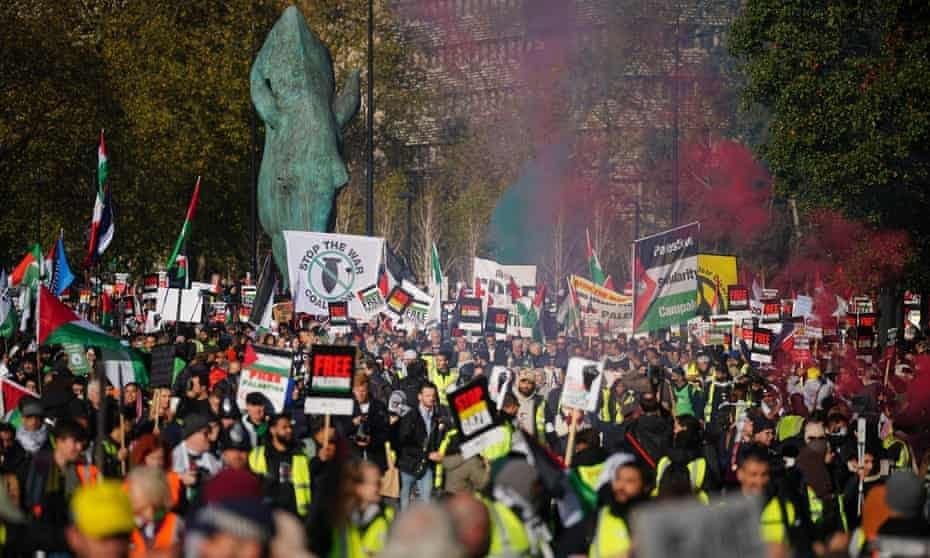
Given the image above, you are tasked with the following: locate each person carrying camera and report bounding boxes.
[170,413,221,506]
[396,382,448,509]
[349,372,390,470]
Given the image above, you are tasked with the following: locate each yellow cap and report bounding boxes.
[70,480,135,538]
[806,367,821,380]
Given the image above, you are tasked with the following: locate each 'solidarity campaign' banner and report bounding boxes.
[632,222,700,333]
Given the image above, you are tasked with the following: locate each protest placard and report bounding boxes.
[792,295,813,318]
[560,358,603,412]
[568,275,633,335]
[760,299,780,323]
[697,254,738,314]
[447,377,506,459]
[63,343,90,376]
[792,335,812,364]
[632,223,700,332]
[305,344,356,416]
[751,327,774,364]
[488,365,511,406]
[328,300,350,335]
[239,285,257,322]
[456,297,483,333]
[727,285,749,312]
[284,231,385,320]
[148,344,176,387]
[472,257,536,302]
[356,284,387,318]
[209,302,228,325]
[485,307,509,339]
[237,345,293,413]
[156,288,204,323]
[385,285,413,319]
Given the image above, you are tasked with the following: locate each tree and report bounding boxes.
[0,2,112,265]
[729,1,930,288]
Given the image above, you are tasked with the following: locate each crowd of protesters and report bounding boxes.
[0,302,929,558]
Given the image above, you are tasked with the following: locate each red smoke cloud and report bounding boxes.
[678,137,772,248]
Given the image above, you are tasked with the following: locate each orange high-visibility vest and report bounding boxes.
[130,512,179,558]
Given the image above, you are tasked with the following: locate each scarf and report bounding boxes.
[16,424,48,454]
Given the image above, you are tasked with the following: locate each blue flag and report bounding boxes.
[50,236,75,296]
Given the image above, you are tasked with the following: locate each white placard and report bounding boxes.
[560,358,603,412]
[304,397,354,416]
[284,231,385,320]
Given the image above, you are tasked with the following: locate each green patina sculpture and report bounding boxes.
[251,5,360,288]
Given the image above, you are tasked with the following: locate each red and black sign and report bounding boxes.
[728,285,749,311]
[857,313,878,329]
[309,344,356,397]
[328,300,349,326]
[761,299,781,323]
[456,297,483,333]
[752,328,773,354]
[485,307,509,336]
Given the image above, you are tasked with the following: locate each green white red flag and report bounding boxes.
[586,229,607,286]
[166,176,201,279]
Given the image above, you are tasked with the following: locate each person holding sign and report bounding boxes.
[248,413,312,518]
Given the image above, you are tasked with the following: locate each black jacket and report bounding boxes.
[395,406,448,474]
[349,398,391,470]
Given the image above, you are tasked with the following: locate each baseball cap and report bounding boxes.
[70,481,135,538]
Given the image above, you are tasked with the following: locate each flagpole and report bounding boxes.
[35,284,41,396]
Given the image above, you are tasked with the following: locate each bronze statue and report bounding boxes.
[250,5,360,288]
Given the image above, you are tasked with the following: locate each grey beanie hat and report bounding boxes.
[884,470,926,517]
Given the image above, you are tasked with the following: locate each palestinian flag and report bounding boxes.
[37,285,147,384]
[1,378,37,418]
[166,176,201,280]
[10,244,42,288]
[586,229,607,286]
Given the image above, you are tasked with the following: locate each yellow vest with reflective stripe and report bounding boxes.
[486,499,531,557]
[882,436,912,470]
[434,428,459,489]
[481,423,513,463]
[776,415,805,442]
[760,496,796,545]
[653,456,708,503]
[328,525,364,558]
[248,446,312,516]
[806,486,824,525]
[429,368,459,407]
[589,506,631,558]
[360,507,394,556]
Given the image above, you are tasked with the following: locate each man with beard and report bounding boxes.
[589,461,652,558]
[248,413,312,518]
[512,369,545,441]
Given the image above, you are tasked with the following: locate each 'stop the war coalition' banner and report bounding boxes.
[632,222,700,333]
[283,231,385,320]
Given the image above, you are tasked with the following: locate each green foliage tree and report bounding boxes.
[729,1,930,288]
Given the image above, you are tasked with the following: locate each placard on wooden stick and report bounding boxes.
[305,344,356,416]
